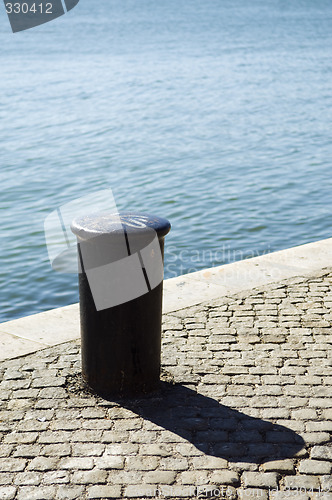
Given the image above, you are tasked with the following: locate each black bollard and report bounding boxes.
[71,212,171,398]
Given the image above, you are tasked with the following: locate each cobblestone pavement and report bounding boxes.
[0,270,332,500]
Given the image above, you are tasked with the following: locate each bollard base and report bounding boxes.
[81,373,163,401]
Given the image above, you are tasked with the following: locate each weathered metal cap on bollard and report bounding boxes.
[71,212,171,310]
[71,212,171,240]
[71,211,171,397]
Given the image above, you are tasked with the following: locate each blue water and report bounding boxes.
[1,0,332,322]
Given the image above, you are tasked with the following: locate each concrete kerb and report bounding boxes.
[162,237,332,313]
[1,237,332,361]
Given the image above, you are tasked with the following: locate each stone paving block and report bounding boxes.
[284,475,320,490]
[42,470,69,484]
[311,446,332,461]
[262,459,294,473]
[77,407,106,419]
[71,430,103,442]
[87,485,122,499]
[269,493,309,500]
[255,385,283,396]
[81,418,113,430]
[3,432,38,445]
[296,376,322,385]
[16,486,56,500]
[59,457,94,470]
[299,460,332,475]
[167,485,212,498]
[191,456,229,469]
[56,485,85,500]
[16,420,49,432]
[301,432,331,446]
[55,410,83,421]
[0,459,26,472]
[237,488,268,499]
[139,444,172,456]
[309,399,332,408]
[101,430,129,443]
[38,431,71,444]
[322,409,332,419]
[50,419,82,431]
[0,486,17,500]
[71,443,105,457]
[229,462,259,472]
[0,380,30,391]
[210,469,240,485]
[3,370,25,380]
[320,475,332,491]
[177,470,210,484]
[40,444,71,457]
[311,493,332,500]
[12,471,40,486]
[0,476,14,488]
[106,407,137,419]
[275,420,305,433]
[93,455,125,470]
[242,472,278,489]
[113,418,142,431]
[71,469,107,484]
[31,377,66,388]
[12,444,42,458]
[0,420,10,432]
[38,387,67,399]
[123,484,159,498]
[144,470,177,484]
[102,441,139,455]
[67,398,96,408]
[159,457,189,470]
[261,409,290,419]
[292,447,309,458]
[175,443,205,456]
[232,430,264,443]
[0,445,13,458]
[306,421,332,432]
[130,430,159,443]
[291,409,318,420]
[125,456,158,471]
[108,470,144,485]
[26,457,59,472]
[35,399,62,410]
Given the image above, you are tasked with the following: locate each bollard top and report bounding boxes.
[71,212,171,241]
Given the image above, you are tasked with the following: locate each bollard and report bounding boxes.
[71,212,171,397]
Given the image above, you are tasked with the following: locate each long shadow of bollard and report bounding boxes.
[114,382,305,464]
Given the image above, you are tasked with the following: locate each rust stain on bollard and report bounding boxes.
[71,212,171,398]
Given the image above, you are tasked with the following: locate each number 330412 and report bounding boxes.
[5,3,53,14]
